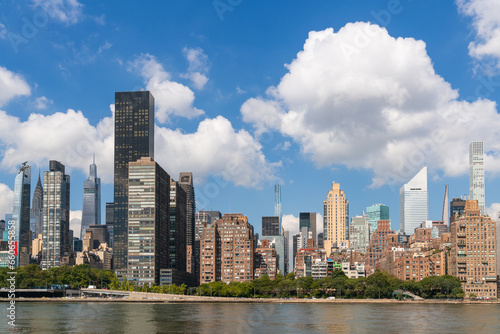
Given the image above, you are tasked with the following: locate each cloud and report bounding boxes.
[241,22,500,187]
[486,203,500,220]
[0,183,14,223]
[181,47,210,90]
[273,141,291,151]
[0,105,277,189]
[32,96,53,110]
[155,116,280,188]
[130,54,204,122]
[457,0,500,69]
[32,0,84,25]
[0,108,114,183]
[70,210,82,239]
[0,23,6,40]
[0,66,31,107]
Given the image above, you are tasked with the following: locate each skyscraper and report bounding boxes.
[169,178,187,272]
[469,141,485,215]
[127,157,169,286]
[105,203,114,248]
[274,184,281,227]
[450,197,466,223]
[400,166,428,235]
[323,181,349,253]
[31,170,43,237]
[81,156,101,240]
[299,212,317,246]
[114,91,155,270]
[12,162,31,267]
[442,185,449,226]
[262,216,280,236]
[179,172,195,274]
[41,161,70,270]
[348,215,371,253]
[366,204,389,235]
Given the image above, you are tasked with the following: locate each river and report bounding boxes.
[1,302,499,333]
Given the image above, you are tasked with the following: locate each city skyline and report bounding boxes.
[2,1,500,241]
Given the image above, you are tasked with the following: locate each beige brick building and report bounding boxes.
[323,182,349,254]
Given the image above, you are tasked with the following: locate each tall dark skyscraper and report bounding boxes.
[105,203,114,248]
[169,178,187,272]
[299,212,317,246]
[262,216,280,236]
[41,161,70,270]
[81,156,101,240]
[113,91,155,270]
[179,172,195,273]
[31,169,43,237]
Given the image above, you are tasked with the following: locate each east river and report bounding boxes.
[1,302,500,333]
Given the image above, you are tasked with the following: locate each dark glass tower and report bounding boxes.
[262,216,280,236]
[179,172,195,273]
[113,91,155,270]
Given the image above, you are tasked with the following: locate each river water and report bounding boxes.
[1,302,499,333]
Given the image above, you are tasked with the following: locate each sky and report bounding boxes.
[1,0,500,242]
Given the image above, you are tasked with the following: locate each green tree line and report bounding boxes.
[0,266,464,299]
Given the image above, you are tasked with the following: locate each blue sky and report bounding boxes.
[1,0,500,239]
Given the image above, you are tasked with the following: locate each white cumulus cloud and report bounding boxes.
[241,22,500,187]
[457,0,500,69]
[181,47,210,90]
[32,0,84,25]
[0,66,31,107]
[0,183,14,222]
[130,54,204,123]
[32,96,53,110]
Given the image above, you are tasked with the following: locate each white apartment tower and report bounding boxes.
[469,142,485,215]
[400,166,428,235]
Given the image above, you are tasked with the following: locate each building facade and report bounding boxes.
[31,171,43,237]
[323,181,349,254]
[400,166,428,235]
[81,157,101,240]
[348,215,371,253]
[169,179,187,273]
[200,214,254,284]
[127,157,169,286]
[469,142,485,215]
[41,161,71,270]
[105,203,114,248]
[366,204,389,235]
[114,90,155,270]
[450,200,497,299]
[12,163,31,267]
[299,212,317,246]
[254,239,278,279]
[179,172,195,275]
[262,216,280,236]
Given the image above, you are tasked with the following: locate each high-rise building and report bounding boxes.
[127,157,169,286]
[317,232,324,248]
[323,181,349,254]
[179,172,195,274]
[442,185,449,226]
[81,156,101,240]
[292,233,299,271]
[31,170,43,237]
[349,215,371,253]
[469,142,485,215]
[365,220,395,274]
[105,203,114,248]
[200,214,254,283]
[450,200,497,299]
[274,185,281,226]
[261,235,286,275]
[366,204,389,235]
[299,212,317,246]
[450,197,466,223]
[114,91,155,270]
[262,216,280,236]
[41,161,71,270]
[169,178,187,273]
[254,239,278,280]
[400,166,428,235]
[12,162,31,267]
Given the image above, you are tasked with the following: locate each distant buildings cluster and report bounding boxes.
[0,90,498,299]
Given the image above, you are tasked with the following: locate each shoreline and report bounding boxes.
[1,296,498,304]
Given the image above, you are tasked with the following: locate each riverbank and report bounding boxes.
[1,295,498,304]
